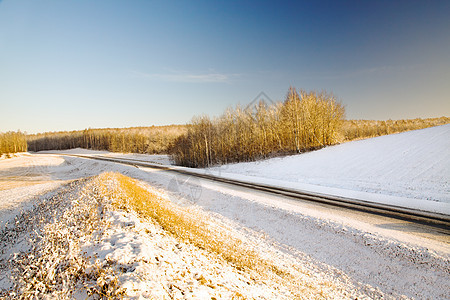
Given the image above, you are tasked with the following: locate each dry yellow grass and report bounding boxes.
[99,172,272,272]
[96,172,338,299]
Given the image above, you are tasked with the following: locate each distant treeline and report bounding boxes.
[170,87,345,167]
[27,125,186,154]
[341,117,450,141]
[0,131,27,157]
[169,87,450,167]
[3,90,446,165]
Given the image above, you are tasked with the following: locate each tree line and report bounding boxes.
[0,131,27,157]
[169,87,345,167]
[27,125,186,154]
[341,117,450,141]
[3,89,447,164]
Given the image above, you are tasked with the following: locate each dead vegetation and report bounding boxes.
[2,178,125,299]
[170,87,345,167]
[0,132,27,157]
[341,117,450,141]
[26,125,186,154]
[100,172,273,274]
[98,172,339,298]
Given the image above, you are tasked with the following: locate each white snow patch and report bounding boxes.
[38,148,110,155]
[40,148,173,165]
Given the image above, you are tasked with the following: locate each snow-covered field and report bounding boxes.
[210,124,450,214]
[0,126,449,298]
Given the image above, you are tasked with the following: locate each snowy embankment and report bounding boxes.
[0,173,365,299]
[209,124,450,214]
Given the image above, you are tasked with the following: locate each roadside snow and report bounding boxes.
[0,153,140,233]
[0,182,63,229]
[1,148,448,299]
[38,148,110,155]
[210,124,450,213]
[138,166,450,299]
[82,204,295,299]
[1,174,369,299]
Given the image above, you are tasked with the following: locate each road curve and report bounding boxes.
[64,154,450,233]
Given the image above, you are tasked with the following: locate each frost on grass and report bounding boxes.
[93,172,370,299]
[92,173,301,299]
[0,178,125,299]
[1,172,372,299]
[0,181,77,295]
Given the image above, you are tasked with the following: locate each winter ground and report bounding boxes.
[0,158,367,299]
[0,126,449,298]
[210,124,450,214]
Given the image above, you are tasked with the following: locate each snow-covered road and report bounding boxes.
[1,151,449,298]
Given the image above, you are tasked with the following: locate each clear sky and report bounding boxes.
[1,0,449,133]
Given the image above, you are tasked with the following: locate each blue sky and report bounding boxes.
[1,0,449,133]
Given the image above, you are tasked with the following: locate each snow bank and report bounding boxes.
[210,125,450,213]
[2,173,366,299]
